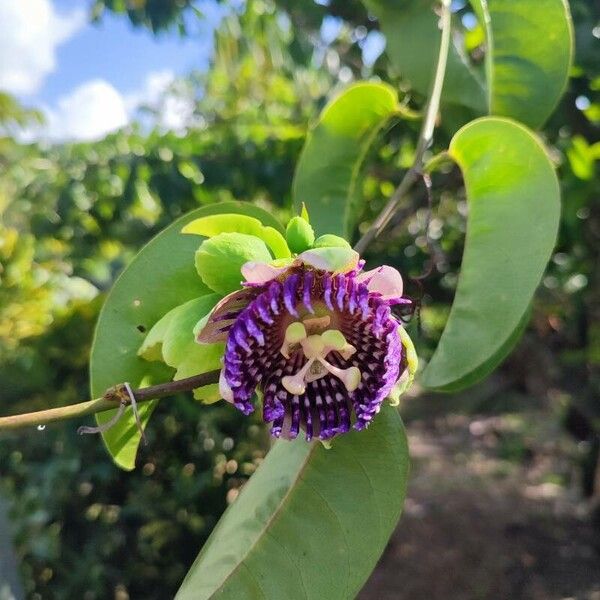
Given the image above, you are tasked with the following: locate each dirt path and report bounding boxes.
[360,409,600,600]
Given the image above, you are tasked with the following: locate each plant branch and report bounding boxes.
[0,1,453,436]
[0,370,221,432]
[354,0,452,255]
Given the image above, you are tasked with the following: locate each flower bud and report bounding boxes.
[286,216,315,254]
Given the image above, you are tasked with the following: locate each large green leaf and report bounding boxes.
[433,304,532,393]
[177,404,409,600]
[363,0,486,113]
[471,0,573,129]
[90,201,285,470]
[363,0,572,128]
[420,117,560,390]
[292,82,403,239]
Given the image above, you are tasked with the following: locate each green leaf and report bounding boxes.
[182,213,290,259]
[420,117,560,391]
[90,201,284,470]
[138,296,226,403]
[431,304,532,393]
[471,0,573,128]
[292,82,400,239]
[177,404,409,600]
[364,0,572,127]
[195,233,273,295]
[363,0,486,112]
[160,295,220,366]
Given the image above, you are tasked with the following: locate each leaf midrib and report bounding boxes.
[186,441,319,599]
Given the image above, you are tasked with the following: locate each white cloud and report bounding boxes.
[44,79,129,141]
[0,0,85,95]
[125,69,197,132]
[22,71,197,142]
[125,70,177,111]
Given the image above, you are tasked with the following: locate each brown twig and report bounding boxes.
[0,371,221,432]
[354,0,452,255]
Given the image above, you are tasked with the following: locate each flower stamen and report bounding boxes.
[281,358,314,395]
[316,358,361,392]
[321,329,356,359]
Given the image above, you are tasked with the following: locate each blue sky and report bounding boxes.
[0,0,386,141]
[0,0,223,140]
[40,0,221,105]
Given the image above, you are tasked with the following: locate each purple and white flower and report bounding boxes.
[196,248,415,441]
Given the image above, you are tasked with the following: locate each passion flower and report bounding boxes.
[139,211,417,442]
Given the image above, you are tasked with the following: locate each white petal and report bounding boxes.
[219,368,234,403]
[298,247,359,274]
[356,265,403,300]
[241,261,289,284]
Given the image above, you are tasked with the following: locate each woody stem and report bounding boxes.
[354,0,452,254]
[0,370,221,432]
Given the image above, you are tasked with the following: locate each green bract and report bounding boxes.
[161,297,218,366]
[285,216,315,253]
[182,213,291,259]
[137,308,176,363]
[194,232,273,295]
[389,327,418,406]
[313,234,351,249]
[298,247,359,273]
[139,295,224,402]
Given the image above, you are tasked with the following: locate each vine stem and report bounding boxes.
[0,0,453,434]
[354,0,452,255]
[0,371,220,432]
